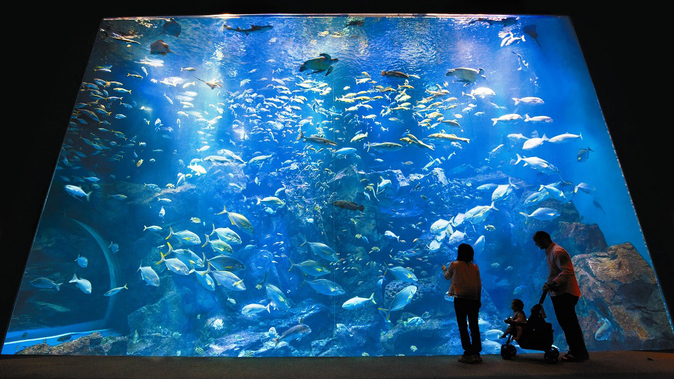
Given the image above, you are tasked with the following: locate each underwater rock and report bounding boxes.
[380,317,453,355]
[126,281,190,356]
[573,243,674,350]
[554,221,607,255]
[16,332,126,356]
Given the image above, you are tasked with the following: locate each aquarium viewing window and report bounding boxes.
[2,14,672,357]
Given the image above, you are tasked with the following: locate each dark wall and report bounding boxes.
[3,1,672,345]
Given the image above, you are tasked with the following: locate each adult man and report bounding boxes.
[533,230,589,362]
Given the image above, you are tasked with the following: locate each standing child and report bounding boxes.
[443,243,482,363]
[501,299,527,340]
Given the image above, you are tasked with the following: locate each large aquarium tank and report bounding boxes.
[3,14,672,357]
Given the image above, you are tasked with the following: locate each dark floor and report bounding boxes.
[1,350,673,379]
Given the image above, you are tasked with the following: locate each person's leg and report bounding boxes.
[466,299,481,358]
[454,298,471,358]
[551,294,589,360]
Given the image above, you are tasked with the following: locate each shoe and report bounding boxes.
[561,353,588,362]
[458,355,470,363]
[470,355,483,363]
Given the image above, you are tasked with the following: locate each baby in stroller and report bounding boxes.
[500,299,527,340]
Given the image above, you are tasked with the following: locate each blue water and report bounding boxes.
[3,14,668,357]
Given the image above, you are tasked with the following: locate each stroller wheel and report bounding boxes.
[544,347,559,363]
[501,344,517,360]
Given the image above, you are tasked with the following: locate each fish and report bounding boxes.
[577,147,593,162]
[464,203,498,225]
[523,24,540,45]
[224,24,273,34]
[210,269,246,291]
[384,230,400,241]
[595,317,612,341]
[288,259,331,277]
[307,279,345,296]
[403,316,425,327]
[266,283,292,311]
[513,97,544,105]
[548,132,582,144]
[162,18,182,36]
[330,200,364,211]
[211,225,243,245]
[381,70,409,78]
[445,67,485,84]
[519,207,560,221]
[30,277,62,291]
[150,40,172,55]
[216,205,255,235]
[144,225,163,232]
[192,269,216,291]
[379,285,417,321]
[155,251,191,275]
[202,234,233,254]
[473,235,486,254]
[365,142,403,152]
[207,255,246,271]
[491,114,522,126]
[241,303,271,316]
[297,129,337,146]
[166,227,201,245]
[104,284,128,296]
[342,293,376,309]
[273,324,311,345]
[350,132,368,143]
[302,240,339,262]
[333,147,357,155]
[65,185,91,201]
[514,154,559,175]
[524,114,553,123]
[69,274,92,294]
[513,285,527,295]
[75,255,88,268]
[136,263,159,287]
[522,135,548,150]
[256,196,286,208]
[386,266,418,283]
[427,133,470,143]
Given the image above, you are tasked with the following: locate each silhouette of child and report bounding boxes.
[501,299,527,340]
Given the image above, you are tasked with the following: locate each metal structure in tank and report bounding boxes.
[2,14,672,357]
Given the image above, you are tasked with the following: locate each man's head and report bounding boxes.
[533,230,552,250]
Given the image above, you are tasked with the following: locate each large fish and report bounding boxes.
[306,279,345,296]
[342,293,376,310]
[330,200,364,211]
[162,18,181,37]
[69,274,92,294]
[273,324,311,345]
[210,270,246,291]
[166,227,201,245]
[138,263,160,286]
[297,129,337,146]
[386,266,418,283]
[216,205,254,235]
[265,283,292,311]
[379,285,417,321]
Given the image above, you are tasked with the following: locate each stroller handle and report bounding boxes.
[539,289,548,304]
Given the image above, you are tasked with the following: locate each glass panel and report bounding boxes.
[3,14,672,357]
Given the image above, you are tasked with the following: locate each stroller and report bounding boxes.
[500,290,560,363]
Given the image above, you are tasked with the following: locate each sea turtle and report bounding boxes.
[445,67,485,84]
[300,53,338,76]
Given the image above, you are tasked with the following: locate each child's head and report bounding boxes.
[511,299,524,311]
